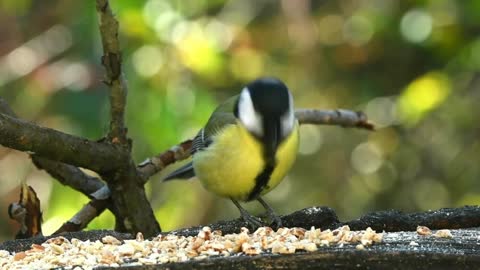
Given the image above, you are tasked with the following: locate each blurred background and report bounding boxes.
[0,0,479,241]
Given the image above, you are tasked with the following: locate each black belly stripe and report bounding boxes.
[246,163,275,201]
[246,118,280,201]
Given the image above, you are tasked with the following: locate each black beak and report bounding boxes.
[262,118,280,164]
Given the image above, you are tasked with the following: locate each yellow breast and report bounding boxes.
[193,121,299,201]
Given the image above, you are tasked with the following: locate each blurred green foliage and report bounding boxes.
[0,0,479,241]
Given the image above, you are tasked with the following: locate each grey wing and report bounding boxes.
[191,128,211,154]
[163,97,238,182]
[163,129,209,181]
[163,161,195,181]
[192,109,237,153]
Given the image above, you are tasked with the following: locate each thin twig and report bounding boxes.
[138,140,193,183]
[54,199,109,234]
[96,0,128,145]
[296,109,374,130]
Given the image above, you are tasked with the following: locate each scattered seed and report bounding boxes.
[0,226,384,269]
[434,229,453,239]
[416,226,432,236]
[355,244,365,250]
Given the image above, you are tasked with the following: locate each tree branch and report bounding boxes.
[96,0,128,145]
[108,165,161,236]
[0,113,128,173]
[0,97,112,232]
[59,138,193,234]
[94,0,160,237]
[0,99,16,117]
[0,98,106,194]
[31,156,105,199]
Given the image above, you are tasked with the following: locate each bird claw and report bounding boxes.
[257,197,282,229]
[241,211,282,230]
[240,211,264,231]
[232,198,282,231]
[268,214,283,229]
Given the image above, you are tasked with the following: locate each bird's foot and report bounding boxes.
[239,211,264,231]
[267,213,283,229]
[258,210,282,229]
[257,197,283,229]
[231,199,264,230]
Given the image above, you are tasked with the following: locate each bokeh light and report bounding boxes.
[351,142,383,175]
[132,45,164,77]
[400,9,433,43]
[397,72,451,125]
[343,14,374,46]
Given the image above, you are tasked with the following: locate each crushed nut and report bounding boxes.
[136,232,144,242]
[355,244,365,250]
[0,250,10,258]
[434,229,453,239]
[50,244,65,255]
[0,226,385,269]
[30,244,45,252]
[13,252,26,261]
[118,244,135,256]
[47,236,68,246]
[416,226,432,236]
[102,235,122,245]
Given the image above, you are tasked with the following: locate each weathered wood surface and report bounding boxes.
[95,229,480,270]
[167,205,480,237]
[1,206,479,269]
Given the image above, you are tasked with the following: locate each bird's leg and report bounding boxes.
[231,199,263,230]
[257,197,282,229]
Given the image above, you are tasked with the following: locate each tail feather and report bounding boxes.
[163,162,195,181]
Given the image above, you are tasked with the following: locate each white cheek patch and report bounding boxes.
[238,87,263,137]
[280,91,295,138]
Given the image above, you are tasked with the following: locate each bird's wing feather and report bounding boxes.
[163,161,195,181]
[192,95,238,153]
[203,95,238,138]
[163,95,239,181]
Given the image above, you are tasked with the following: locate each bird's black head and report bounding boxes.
[234,77,295,162]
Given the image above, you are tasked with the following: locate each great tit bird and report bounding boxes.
[164,77,299,228]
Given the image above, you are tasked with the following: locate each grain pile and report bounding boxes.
[0,225,383,270]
